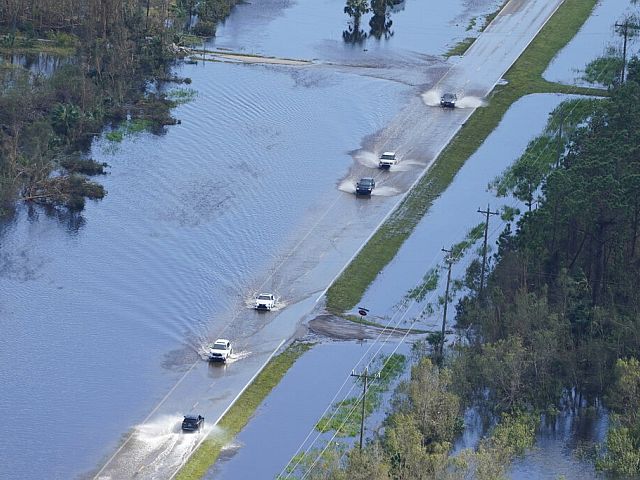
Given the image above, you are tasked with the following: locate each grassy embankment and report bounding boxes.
[326,0,603,313]
[170,1,602,477]
[175,342,312,480]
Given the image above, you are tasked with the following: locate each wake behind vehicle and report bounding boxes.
[440,93,457,108]
[378,152,397,169]
[181,414,204,432]
[208,339,232,362]
[255,293,276,311]
[355,177,376,196]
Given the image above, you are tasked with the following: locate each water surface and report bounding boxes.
[0,0,498,477]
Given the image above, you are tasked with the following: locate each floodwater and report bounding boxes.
[544,0,636,86]
[0,0,504,478]
[353,93,614,478]
[0,56,404,480]
[206,93,608,479]
[453,405,609,480]
[208,341,410,480]
[509,408,608,480]
[356,93,573,331]
[213,0,503,62]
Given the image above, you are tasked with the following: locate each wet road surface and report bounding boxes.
[91,0,569,478]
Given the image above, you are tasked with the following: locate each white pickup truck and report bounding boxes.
[208,339,232,362]
[378,151,397,169]
[255,293,276,311]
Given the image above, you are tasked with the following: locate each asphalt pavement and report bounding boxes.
[92,1,566,478]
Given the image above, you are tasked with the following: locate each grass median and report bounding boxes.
[175,342,312,480]
[326,0,602,313]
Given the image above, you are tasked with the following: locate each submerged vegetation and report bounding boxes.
[285,358,537,480]
[453,73,640,474]
[0,0,237,217]
[311,2,640,478]
[445,1,508,58]
[316,353,407,437]
[326,0,602,314]
[290,69,640,479]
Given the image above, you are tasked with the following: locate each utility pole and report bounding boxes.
[615,20,640,83]
[351,368,379,450]
[556,112,565,168]
[478,205,499,300]
[440,248,453,360]
[146,0,151,32]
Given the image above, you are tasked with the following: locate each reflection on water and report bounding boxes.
[0,51,408,480]
[209,342,411,480]
[510,406,608,480]
[357,94,575,328]
[454,405,609,480]
[211,0,501,63]
[0,0,538,478]
[544,0,634,86]
[354,93,611,478]
[1,52,71,77]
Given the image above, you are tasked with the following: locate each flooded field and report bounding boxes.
[208,341,411,480]
[544,0,634,85]
[0,0,597,478]
[0,0,505,478]
[207,93,609,479]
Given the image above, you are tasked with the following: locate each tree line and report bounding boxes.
[0,0,238,215]
[288,54,640,480]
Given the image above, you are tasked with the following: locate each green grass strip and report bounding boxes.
[325,0,601,313]
[175,342,312,480]
[445,37,476,58]
[445,1,507,58]
[315,353,407,437]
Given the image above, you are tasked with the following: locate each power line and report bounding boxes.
[288,25,626,480]
[439,247,454,361]
[477,204,500,299]
[350,368,380,450]
[615,20,640,83]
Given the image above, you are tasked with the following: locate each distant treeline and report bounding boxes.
[0,0,238,214]
[0,1,239,37]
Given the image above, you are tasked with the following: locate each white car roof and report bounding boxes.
[381,151,396,157]
[214,338,230,343]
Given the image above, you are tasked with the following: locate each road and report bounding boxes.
[92,0,565,478]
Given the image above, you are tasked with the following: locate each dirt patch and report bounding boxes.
[201,51,313,66]
[308,314,423,341]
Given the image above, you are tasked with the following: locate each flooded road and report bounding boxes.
[0,0,578,479]
[356,93,571,330]
[211,92,611,480]
[209,341,411,480]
